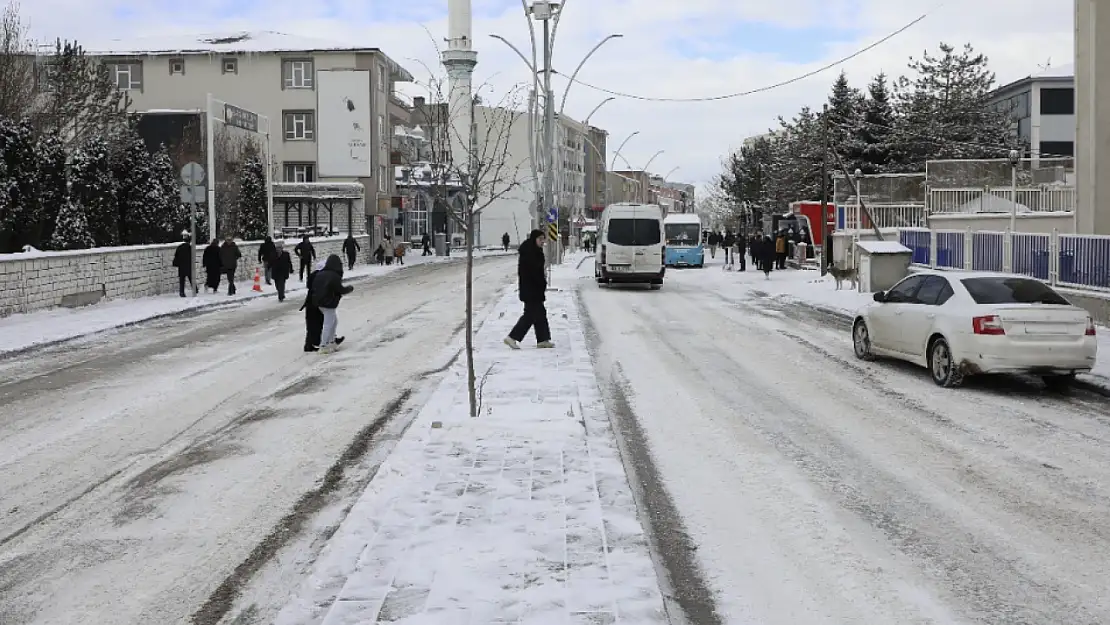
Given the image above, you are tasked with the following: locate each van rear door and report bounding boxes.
[606,211,662,275]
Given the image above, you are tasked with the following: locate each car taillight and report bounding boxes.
[972,315,1006,335]
[1086,318,1097,336]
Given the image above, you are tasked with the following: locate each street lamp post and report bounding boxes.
[610,131,639,170]
[1008,149,1020,234]
[640,150,664,202]
[557,35,623,115]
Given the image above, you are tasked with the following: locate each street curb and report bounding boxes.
[0,257,494,361]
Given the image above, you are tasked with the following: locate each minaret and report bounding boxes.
[442,0,478,174]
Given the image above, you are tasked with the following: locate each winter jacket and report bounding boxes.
[202,243,222,272]
[421,233,431,247]
[382,239,395,257]
[220,241,242,270]
[272,251,294,281]
[299,263,323,312]
[775,236,786,254]
[758,237,776,264]
[343,237,360,258]
[172,242,192,277]
[394,242,405,257]
[258,238,278,265]
[723,233,736,248]
[310,255,354,309]
[295,239,316,263]
[517,231,547,303]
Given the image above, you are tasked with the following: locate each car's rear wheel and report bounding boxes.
[852,319,875,361]
[928,337,964,388]
[1042,373,1077,391]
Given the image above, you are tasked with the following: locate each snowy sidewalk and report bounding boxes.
[0,252,508,356]
[275,285,667,624]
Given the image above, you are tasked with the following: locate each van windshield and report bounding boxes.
[665,224,700,246]
[608,219,661,246]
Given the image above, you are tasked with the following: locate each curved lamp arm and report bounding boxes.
[610,131,639,170]
[582,97,614,127]
[642,150,664,173]
[558,35,623,116]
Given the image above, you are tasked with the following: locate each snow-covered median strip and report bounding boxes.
[0,252,509,357]
[274,283,666,624]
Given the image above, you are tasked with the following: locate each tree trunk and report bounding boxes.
[465,208,478,418]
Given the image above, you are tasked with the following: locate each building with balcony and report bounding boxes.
[80,31,413,241]
[988,64,1074,162]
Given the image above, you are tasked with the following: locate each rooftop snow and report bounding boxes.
[1032,62,1075,79]
[856,240,911,254]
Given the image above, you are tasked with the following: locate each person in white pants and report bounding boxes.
[308,254,353,352]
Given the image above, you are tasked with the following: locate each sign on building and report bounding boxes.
[316,69,372,177]
[224,104,259,132]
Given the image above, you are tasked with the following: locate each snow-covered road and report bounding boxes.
[580,265,1110,625]
[0,256,515,625]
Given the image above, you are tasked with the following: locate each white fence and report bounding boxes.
[926,186,1077,213]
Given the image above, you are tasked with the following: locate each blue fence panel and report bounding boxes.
[1058,235,1110,289]
[970,232,1004,271]
[899,229,931,265]
[1011,233,1051,280]
[935,232,965,269]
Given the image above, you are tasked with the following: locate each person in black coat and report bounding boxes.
[258,235,277,285]
[504,229,553,349]
[294,235,316,281]
[311,254,354,351]
[722,231,736,267]
[758,235,776,278]
[202,239,222,293]
[172,233,195,297]
[219,237,242,295]
[342,234,361,270]
[421,232,431,256]
[272,240,295,302]
[300,260,326,351]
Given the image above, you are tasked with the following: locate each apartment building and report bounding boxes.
[83,31,413,237]
[409,96,589,245]
[610,170,654,204]
[584,126,608,214]
[988,64,1075,161]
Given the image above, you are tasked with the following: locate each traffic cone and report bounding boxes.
[252,267,263,292]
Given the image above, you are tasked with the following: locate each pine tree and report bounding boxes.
[33,133,67,246]
[0,116,39,252]
[50,199,94,249]
[825,71,865,173]
[235,154,267,240]
[69,134,118,246]
[857,73,895,173]
[112,125,161,244]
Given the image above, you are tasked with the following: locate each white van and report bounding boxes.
[595,203,666,289]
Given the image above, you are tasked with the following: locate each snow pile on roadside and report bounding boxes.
[0,254,465,356]
[274,277,665,624]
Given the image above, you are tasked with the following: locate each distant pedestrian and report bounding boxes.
[722,230,735,268]
[775,231,788,269]
[502,232,511,251]
[300,259,326,352]
[172,232,195,297]
[421,232,432,256]
[202,239,222,293]
[311,254,354,353]
[394,241,405,265]
[220,236,241,295]
[343,233,360,270]
[374,243,385,265]
[708,231,719,259]
[272,240,294,302]
[258,235,277,285]
[382,236,395,266]
[734,234,746,271]
[504,229,553,349]
[759,235,776,279]
[294,235,316,281]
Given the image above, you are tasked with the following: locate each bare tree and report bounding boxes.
[411,71,532,417]
[32,39,131,150]
[0,1,34,120]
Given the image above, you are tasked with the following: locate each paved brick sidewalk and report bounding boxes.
[275,284,667,624]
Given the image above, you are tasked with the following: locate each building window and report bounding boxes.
[1040,87,1074,115]
[282,59,314,89]
[378,115,385,149]
[222,58,238,74]
[1039,141,1074,157]
[378,64,387,91]
[379,165,388,192]
[284,162,316,182]
[107,62,142,90]
[169,58,185,75]
[283,111,315,140]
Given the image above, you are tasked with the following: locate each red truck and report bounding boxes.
[788,201,837,247]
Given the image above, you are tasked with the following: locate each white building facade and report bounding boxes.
[988,64,1075,162]
[82,31,413,239]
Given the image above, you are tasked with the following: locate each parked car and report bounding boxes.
[852,270,1097,389]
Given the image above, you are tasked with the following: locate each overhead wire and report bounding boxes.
[551,6,945,103]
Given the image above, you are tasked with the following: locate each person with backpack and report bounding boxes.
[310,254,354,352]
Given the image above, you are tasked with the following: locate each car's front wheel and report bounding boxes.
[852,319,875,361]
[928,336,965,388]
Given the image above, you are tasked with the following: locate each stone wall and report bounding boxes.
[0,235,370,317]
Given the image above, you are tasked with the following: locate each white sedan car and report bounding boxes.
[852,270,1097,389]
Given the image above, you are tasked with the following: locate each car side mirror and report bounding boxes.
[873,291,886,303]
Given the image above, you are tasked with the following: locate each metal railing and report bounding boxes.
[926,187,1076,213]
[898,227,1110,293]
